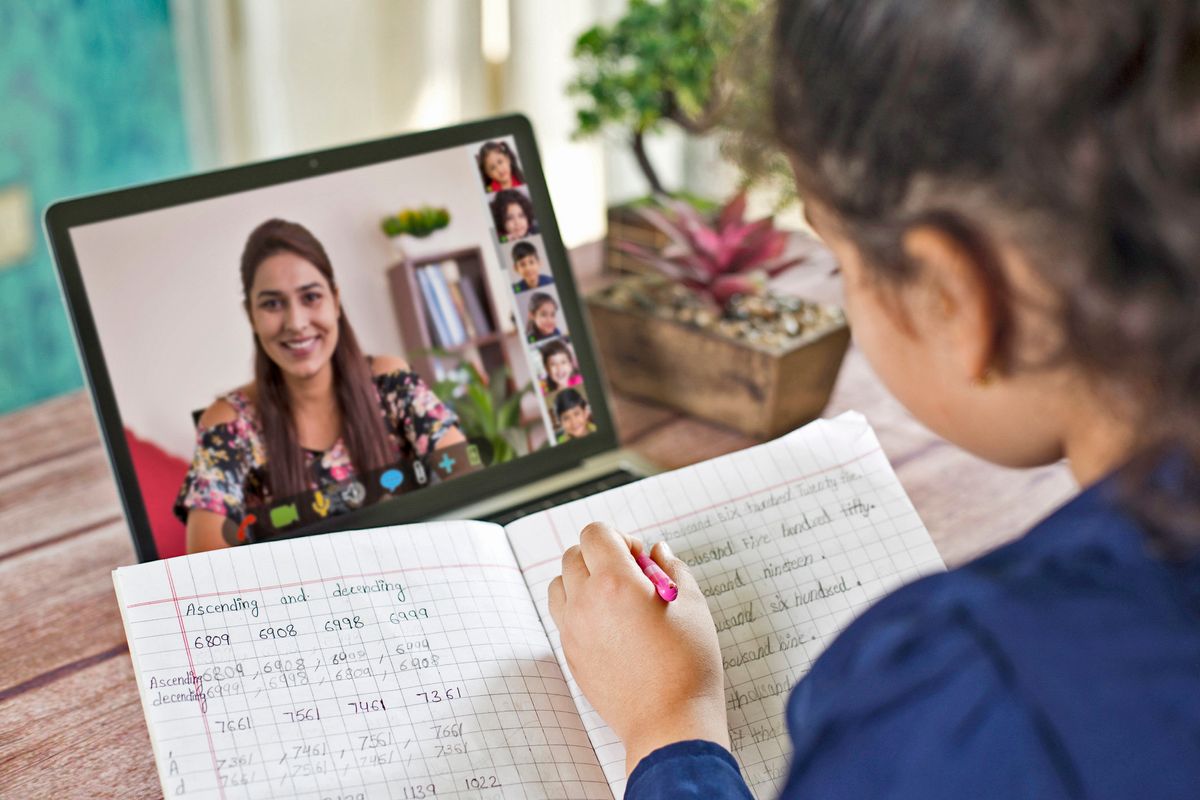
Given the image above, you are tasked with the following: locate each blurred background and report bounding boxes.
[1,0,754,416]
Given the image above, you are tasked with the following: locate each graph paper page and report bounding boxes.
[113,520,611,800]
[506,412,944,798]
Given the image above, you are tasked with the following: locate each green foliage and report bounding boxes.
[432,359,531,464]
[381,206,451,238]
[717,0,800,211]
[569,0,759,140]
[618,190,806,307]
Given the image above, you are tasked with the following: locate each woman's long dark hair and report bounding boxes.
[240,219,393,499]
[771,0,1200,549]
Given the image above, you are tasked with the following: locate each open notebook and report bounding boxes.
[113,412,943,799]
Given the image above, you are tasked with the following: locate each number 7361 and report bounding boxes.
[416,687,461,703]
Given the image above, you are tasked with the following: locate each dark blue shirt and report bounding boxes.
[626,473,1200,799]
[513,274,553,292]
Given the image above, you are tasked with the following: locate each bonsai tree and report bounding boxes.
[569,0,760,196]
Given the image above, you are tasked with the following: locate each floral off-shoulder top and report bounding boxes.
[173,367,458,526]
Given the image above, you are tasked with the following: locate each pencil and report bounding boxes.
[634,550,678,602]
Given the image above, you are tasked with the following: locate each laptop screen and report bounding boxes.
[55,118,612,560]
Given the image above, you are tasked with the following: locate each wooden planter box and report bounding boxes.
[605,203,670,274]
[587,293,851,439]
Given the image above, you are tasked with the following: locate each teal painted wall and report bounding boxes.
[0,0,190,414]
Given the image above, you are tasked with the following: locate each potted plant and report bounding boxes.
[381,205,451,260]
[586,192,849,438]
[431,359,533,464]
[569,0,760,273]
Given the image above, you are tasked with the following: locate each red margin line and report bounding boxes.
[164,560,227,800]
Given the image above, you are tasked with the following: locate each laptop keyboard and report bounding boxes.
[482,469,643,526]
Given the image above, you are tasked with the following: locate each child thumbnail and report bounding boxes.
[490,188,538,242]
[540,339,582,393]
[477,140,525,192]
[524,291,563,343]
[511,240,553,292]
[553,388,595,442]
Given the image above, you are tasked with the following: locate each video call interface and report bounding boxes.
[69,136,599,556]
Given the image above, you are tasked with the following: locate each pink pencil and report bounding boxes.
[634,551,678,602]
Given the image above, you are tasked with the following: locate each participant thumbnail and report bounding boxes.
[549,386,596,443]
[518,286,567,343]
[476,139,525,193]
[509,239,553,293]
[490,187,539,243]
[537,338,582,393]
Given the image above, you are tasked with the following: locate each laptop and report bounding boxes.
[45,114,657,563]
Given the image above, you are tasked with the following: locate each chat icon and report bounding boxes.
[270,503,300,529]
[380,468,404,493]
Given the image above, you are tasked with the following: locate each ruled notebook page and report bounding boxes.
[113,520,611,800]
[506,412,945,798]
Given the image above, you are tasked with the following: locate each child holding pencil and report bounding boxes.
[549,2,1200,798]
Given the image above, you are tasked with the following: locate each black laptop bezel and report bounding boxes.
[44,113,619,563]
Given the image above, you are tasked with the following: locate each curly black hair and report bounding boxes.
[490,189,537,241]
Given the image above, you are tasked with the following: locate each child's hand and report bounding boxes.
[547,522,729,776]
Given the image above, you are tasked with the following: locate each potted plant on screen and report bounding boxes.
[432,360,533,463]
[381,205,451,261]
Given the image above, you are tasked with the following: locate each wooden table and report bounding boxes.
[0,249,1078,798]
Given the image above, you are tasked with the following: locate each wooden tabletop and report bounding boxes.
[0,248,1078,798]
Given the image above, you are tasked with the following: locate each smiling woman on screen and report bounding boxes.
[174,218,465,553]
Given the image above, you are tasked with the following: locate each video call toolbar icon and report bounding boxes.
[236,513,257,543]
[380,468,405,493]
[312,490,331,518]
[238,447,490,545]
[342,481,366,509]
[270,503,300,529]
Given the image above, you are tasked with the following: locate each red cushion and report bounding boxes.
[124,428,189,559]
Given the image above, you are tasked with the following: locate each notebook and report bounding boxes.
[113,412,943,799]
